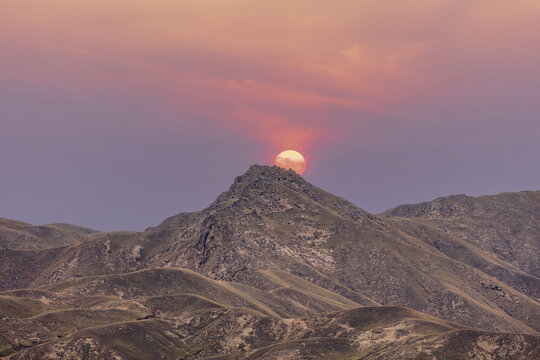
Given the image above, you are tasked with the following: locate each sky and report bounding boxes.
[1,0,539,231]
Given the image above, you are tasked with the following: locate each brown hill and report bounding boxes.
[2,278,538,359]
[0,218,99,250]
[383,191,540,278]
[1,165,539,359]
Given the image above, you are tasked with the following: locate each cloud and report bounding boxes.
[1,0,539,153]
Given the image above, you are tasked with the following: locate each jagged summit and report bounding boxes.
[236,164,305,183]
[208,164,376,228]
[156,164,316,231]
[213,164,308,204]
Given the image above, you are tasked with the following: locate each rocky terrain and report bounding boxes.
[1,165,539,359]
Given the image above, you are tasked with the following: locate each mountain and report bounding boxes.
[1,165,539,359]
[0,218,99,250]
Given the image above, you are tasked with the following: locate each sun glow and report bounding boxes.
[274,150,306,175]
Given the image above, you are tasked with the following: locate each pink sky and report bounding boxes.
[1,1,539,229]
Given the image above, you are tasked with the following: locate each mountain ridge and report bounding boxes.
[1,164,539,358]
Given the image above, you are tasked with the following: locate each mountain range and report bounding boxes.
[1,165,539,359]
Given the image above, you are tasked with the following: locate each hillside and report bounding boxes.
[383,191,540,277]
[2,278,538,359]
[1,165,538,359]
[0,218,99,250]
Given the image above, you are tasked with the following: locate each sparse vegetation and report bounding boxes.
[1,165,538,358]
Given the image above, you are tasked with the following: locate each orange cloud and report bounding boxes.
[225,80,362,109]
[1,0,539,154]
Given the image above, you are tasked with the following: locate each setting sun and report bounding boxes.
[274,150,306,175]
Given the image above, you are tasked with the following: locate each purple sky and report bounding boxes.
[1,1,539,231]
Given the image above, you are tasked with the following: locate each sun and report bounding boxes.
[274,150,306,175]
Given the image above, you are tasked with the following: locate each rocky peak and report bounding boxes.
[213,164,309,204]
[152,165,310,233]
[154,164,381,241]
